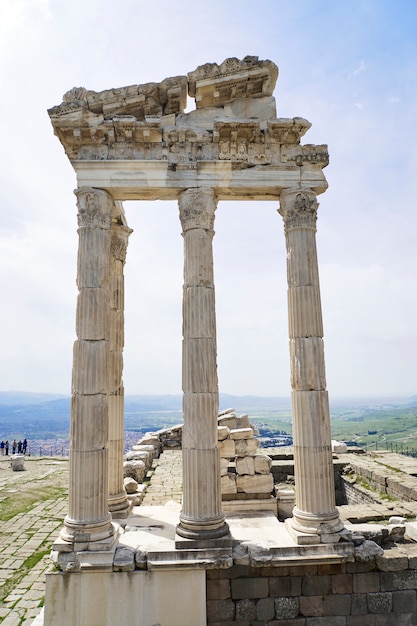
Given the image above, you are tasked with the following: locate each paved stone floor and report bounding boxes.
[0,451,182,625]
[0,456,69,625]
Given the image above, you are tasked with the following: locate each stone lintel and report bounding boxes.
[72,160,327,200]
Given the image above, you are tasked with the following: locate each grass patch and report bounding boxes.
[0,485,67,522]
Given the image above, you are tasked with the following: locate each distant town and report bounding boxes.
[1,390,416,457]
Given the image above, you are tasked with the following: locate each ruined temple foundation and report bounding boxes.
[44,56,352,625]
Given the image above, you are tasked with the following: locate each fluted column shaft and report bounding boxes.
[61,187,115,545]
[108,223,133,518]
[177,187,229,540]
[279,188,343,537]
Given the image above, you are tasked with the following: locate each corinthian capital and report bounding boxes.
[278,188,318,233]
[75,187,113,229]
[110,224,133,263]
[178,187,217,232]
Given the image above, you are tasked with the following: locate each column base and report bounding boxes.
[288,507,345,543]
[108,492,132,519]
[176,513,230,541]
[59,513,115,548]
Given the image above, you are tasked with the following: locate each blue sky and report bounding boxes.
[1,0,416,398]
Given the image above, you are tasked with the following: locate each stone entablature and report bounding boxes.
[48,56,328,200]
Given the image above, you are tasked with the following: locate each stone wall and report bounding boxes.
[342,478,382,506]
[206,553,417,625]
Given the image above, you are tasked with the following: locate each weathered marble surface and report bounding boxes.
[48,56,328,200]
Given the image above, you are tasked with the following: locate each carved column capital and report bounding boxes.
[278,188,318,233]
[110,224,133,264]
[178,187,217,232]
[75,187,113,229]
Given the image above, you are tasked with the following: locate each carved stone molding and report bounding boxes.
[75,187,113,229]
[178,187,217,232]
[278,188,319,233]
[110,225,133,263]
[187,56,278,108]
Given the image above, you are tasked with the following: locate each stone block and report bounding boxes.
[123,460,146,483]
[235,598,256,621]
[219,438,236,459]
[350,593,367,615]
[269,575,302,597]
[230,427,254,440]
[220,457,230,476]
[331,573,353,594]
[381,569,417,591]
[218,415,238,430]
[274,596,299,619]
[376,549,408,572]
[231,577,269,599]
[405,521,417,542]
[322,594,351,616]
[235,438,259,456]
[254,454,272,474]
[236,456,255,475]
[352,571,381,593]
[302,574,332,597]
[256,597,275,621]
[206,578,231,600]
[392,589,417,613]
[236,474,274,494]
[367,591,392,613]
[221,473,237,495]
[299,595,323,616]
[354,539,384,561]
[113,547,135,572]
[237,414,250,428]
[206,599,235,622]
[10,455,25,471]
[217,426,230,441]
[123,477,138,494]
[276,487,296,521]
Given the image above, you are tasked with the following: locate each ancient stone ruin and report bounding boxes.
[42,56,417,626]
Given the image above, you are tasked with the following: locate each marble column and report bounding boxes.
[176,187,229,540]
[108,222,133,518]
[278,188,343,539]
[61,187,115,546]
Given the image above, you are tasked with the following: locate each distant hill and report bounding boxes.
[0,390,415,440]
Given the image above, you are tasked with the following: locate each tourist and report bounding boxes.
[23,438,27,454]
[5,441,9,455]
[12,439,17,454]
[0,441,4,456]
[17,440,22,454]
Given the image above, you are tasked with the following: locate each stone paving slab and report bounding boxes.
[0,457,69,625]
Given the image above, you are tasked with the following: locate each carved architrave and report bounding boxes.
[179,187,217,232]
[278,188,319,233]
[75,187,113,229]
